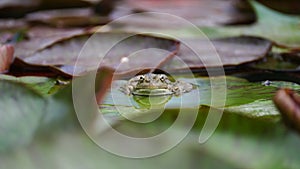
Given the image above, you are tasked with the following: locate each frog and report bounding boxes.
[120,73,196,96]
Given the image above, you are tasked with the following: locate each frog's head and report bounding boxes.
[135,74,171,89]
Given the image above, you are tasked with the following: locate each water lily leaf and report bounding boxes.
[0,80,47,152]
[14,27,87,58]
[0,19,27,31]
[0,74,56,96]
[202,1,300,45]
[38,0,92,9]
[111,0,256,28]
[14,32,179,77]
[191,111,300,169]
[1,104,299,169]
[101,76,297,121]
[164,36,272,72]
[26,8,108,28]
[0,0,39,18]
[251,52,300,72]
[224,100,280,120]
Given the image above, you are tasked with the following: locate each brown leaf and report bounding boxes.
[111,0,256,28]
[26,8,109,28]
[0,45,14,73]
[164,36,272,72]
[0,19,27,31]
[0,0,39,18]
[12,32,179,77]
[14,27,88,58]
[273,89,300,133]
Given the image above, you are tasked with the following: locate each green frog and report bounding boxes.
[120,73,196,96]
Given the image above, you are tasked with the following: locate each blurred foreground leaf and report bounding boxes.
[0,80,46,152]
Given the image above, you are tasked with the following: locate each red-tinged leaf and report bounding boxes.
[13,32,179,77]
[95,67,114,104]
[26,8,109,28]
[9,58,72,78]
[0,45,14,73]
[14,27,88,58]
[274,89,300,132]
[111,0,256,28]
[164,36,272,72]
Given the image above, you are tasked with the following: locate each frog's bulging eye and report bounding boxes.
[139,76,145,82]
[160,75,166,82]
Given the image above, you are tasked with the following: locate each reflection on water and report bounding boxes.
[132,90,173,109]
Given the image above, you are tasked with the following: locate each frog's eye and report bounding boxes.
[160,75,166,82]
[139,76,145,82]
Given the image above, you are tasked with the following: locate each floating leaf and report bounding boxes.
[26,8,108,28]
[111,0,256,28]
[0,80,46,152]
[14,32,179,77]
[14,27,87,58]
[0,74,56,96]
[164,36,272,72]
[0,0,39,18]
[0,19,27,31]
[202,1,300,45]
[252,52,300,72]
[101,76,283,121]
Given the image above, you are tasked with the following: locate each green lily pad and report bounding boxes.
[100,76,300,121]
[0,75,56,96]
[0,80,47,152]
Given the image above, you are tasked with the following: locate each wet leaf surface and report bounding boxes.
[252,52,300,71]
[101,76,287,121]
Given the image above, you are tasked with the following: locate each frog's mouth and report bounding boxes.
[132,88,173,96]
